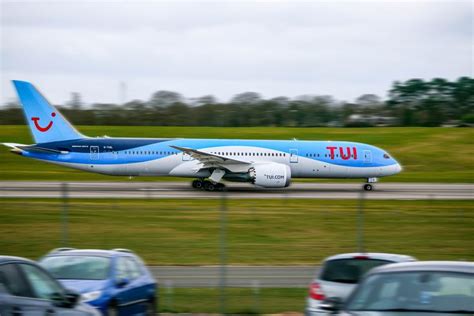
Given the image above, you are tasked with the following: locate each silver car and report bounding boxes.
[305,252,416,315]
[321,261,474,315]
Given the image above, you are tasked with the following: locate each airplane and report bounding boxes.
[3,80,402,191]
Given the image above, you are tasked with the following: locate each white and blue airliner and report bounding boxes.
[3,81,402,191]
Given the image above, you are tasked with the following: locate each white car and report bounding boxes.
[305,252,416,315]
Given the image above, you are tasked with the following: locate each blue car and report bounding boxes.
[39,248,157,316]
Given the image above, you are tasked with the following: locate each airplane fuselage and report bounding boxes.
[18,137,402,180]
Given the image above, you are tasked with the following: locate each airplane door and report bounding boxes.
[363,150,372,163]
[289,149,298,163]
[90,146,99,160]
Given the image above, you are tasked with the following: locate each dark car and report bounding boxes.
[39,248,157,316]
[320,261,474,315]
[0,255,100,316]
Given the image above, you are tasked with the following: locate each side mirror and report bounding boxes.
[116,277,129,288]
[51,289,80,308]
[64,289,80,307]
[320,296,343,312]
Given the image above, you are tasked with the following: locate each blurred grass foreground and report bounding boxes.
[0,125,473,182]
[1,198,472,264]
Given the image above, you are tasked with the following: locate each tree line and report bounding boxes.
[1,77,473,127]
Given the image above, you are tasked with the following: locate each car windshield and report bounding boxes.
[40,255,111,280]
[320,258,392,284]
[345,271,474,312]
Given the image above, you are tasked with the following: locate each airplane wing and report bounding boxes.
[170,145,250,166]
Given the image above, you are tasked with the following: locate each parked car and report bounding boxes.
[39,248,157,316]
[320,261,474,315]
[306,252,416,315]
[0,255,100,316]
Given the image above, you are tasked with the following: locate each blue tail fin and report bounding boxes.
[12,80,84,144]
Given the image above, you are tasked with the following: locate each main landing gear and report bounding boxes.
[363,177,378,191]
[192,179,226,192]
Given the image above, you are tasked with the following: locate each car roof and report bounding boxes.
[0,255,36,265]
[324,252,415,263]
[367,261,474,275]
[43,249,136,258]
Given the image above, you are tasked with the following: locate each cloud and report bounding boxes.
[1,0,472,105]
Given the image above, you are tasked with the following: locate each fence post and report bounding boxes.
[61,182,69,247]
[219,189,228,315]
[164,280,174,312]
[252,280,260,314]
[357,191,365,253]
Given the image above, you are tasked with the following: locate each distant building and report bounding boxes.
[346,114,396,127]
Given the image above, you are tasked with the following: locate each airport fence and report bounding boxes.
[0,183,473,313]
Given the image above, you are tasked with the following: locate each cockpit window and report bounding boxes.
[383,153,390,159]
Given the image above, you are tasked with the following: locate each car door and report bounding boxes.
[123,257,153,314]
[19,263,86,316]
[0,262,48,316]
[113,256,137,315]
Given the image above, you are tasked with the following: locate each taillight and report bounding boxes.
[354,255,369,260]
[308,282,325,300]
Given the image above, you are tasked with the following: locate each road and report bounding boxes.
[0,181,472,199]
[150,266,317,288]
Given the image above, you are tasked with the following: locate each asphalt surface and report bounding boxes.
[150,266,317,288]
[0,181,472,199]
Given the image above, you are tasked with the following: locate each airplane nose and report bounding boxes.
[394,163,402,174]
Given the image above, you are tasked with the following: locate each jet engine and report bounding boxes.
[249,163,291,188]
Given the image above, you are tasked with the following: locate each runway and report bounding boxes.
[0,181,472,199]
[150,266,317,288]
[0,181,474,200]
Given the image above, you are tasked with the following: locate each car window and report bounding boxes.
[320,258,392,284]
[40,255,110,280]
[20,264,64,300]
[125,257,142,279]
[115,257,130,280]
[346,271,474,312]
[0,263,32,297]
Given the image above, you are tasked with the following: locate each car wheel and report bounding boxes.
[145,298,156,316]
[106,304,119,316]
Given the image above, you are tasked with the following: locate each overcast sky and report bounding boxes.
[1,0,472,105]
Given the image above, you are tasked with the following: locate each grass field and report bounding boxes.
[158,287,306,314]
[1,198,472,264]
[0,125,473,182]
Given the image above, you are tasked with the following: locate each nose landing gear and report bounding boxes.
[363,177,378,191]
[191,179,225,192]
[363,183,373,191]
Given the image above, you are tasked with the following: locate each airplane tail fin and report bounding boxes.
[12,80,85,144]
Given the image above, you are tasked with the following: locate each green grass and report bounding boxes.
[0,199,472,264]
[0,125,472,182]
[158,287,306,314]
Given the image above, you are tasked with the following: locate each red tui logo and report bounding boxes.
[31,112,56,132]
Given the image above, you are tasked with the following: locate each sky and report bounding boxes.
[0,0,472,105]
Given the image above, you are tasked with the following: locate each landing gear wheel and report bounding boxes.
[192,179,204,189]
[216,183,226,191]
[363,183,373,191]
[203,180,216,191]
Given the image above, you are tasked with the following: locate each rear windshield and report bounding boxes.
[320,258,392,284]
[40,255,110,280]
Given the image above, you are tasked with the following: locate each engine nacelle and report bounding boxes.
[249,163,291,188]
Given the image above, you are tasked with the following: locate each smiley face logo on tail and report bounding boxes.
[31,112,56,132]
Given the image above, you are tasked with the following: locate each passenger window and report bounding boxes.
[20,264,64,300]
[125,258,142,280]
[115,257,130,280]
[0,263,32,297]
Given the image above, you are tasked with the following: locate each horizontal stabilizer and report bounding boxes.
[2,143,68,154]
